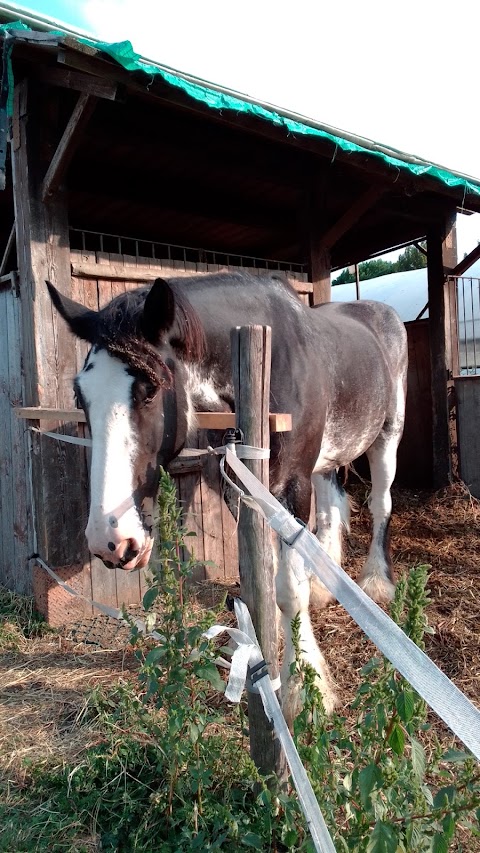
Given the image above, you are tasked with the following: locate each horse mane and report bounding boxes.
[168,285,206,362]
[94,283,205,389]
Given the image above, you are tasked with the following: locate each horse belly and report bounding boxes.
[313,416,384,473]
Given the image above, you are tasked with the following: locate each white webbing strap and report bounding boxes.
[222,448,480,760]
[30,427,93,447]
[206,598,335,853]
[29,427,270,460]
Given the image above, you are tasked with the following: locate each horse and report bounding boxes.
[47,272,408,722]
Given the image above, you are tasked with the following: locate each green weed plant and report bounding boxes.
[292,565,480,852]
[1,472,479,851]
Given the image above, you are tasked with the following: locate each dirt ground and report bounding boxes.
[0,480,479,839]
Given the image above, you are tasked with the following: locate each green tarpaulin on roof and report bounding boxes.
[2,19,480,200]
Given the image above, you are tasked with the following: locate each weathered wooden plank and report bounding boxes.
[456,376,480,498]
[7,285,32,592]
[397,320,433,487]
[0,288,14,587]
[198,429,226,579]
[71,258,310,295]
[38,67,118,100]
[427,212,458,487]
[42,93,97,202]
[231,324,285,781]
[219,473,239,579]
[15,408,293,432]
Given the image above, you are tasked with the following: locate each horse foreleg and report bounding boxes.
[360,430,400,604]
[310,471,350,607]
[274,537,337,726]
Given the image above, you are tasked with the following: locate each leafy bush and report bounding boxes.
[292,565,480,851]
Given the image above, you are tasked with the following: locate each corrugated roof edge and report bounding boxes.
[1,10,480,200]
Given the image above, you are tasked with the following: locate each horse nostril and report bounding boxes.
[107,542,116,552]
[120,539,140,566]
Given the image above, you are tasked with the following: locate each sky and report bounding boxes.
[9,0,480,260]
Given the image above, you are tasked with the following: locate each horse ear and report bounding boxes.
[141,278,176,344]
[46,281,98,343]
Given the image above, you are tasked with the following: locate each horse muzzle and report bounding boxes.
[93,537,154,571]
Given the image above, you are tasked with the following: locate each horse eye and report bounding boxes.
[136,380,157,404]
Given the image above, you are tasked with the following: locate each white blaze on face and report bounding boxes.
[78,349,148,564]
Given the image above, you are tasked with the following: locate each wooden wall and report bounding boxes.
[397,320,433,487]
[455,376,480,498]
[0,273,32,593]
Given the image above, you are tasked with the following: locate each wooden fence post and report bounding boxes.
[230,325,287,782]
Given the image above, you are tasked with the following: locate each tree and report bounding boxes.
[332,242,427,286]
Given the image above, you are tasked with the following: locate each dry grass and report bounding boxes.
[0,632,138,784]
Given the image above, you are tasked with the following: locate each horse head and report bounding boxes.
[47,278,201,571]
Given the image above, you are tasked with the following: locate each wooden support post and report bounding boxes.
[427,211,458,488]
[310,245,331,305]
[11,78,92,599]
[231,325,287,782]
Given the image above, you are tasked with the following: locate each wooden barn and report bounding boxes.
[1,9,480,619]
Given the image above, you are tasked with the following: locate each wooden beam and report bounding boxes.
[70,259,311,295]
[449,241,480,278]
[413,241,428,258]
[15,407,293,433]
[311,246,331,305]
[320,185,386,250]
[427,211,458,488]
[38,66,118,100]
[42,92,97,202]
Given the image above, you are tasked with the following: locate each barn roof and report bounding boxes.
[1,5,480,270]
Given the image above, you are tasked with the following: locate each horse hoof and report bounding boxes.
[359,574,395,605]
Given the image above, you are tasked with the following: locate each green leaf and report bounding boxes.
[395,688,415,723]
[142,586,159,610]
[366,820,398,853]
[144,645,167,665]
[195,662,225,692]
[388,723,405,756]
[442,812,455,840]
[433,785,456,809]
[241,832,263,848]
[441,748,471,763]
[359,763,382,809]
[432,833,449,853]
[281,828,298,848]
[410,737,426,780]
